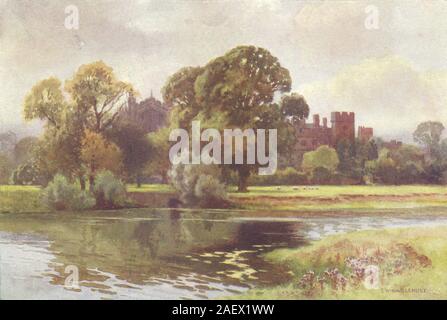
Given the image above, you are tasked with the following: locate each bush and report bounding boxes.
[195,174,229,207]
[168,164,229,208]
[42,174,95,211]
[311,166,332,185]
[93,171,127,209]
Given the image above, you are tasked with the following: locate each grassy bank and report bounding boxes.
[0,185,45,213]
[233,225,447,299]
[230,185,447,211]
[2,184,447,213]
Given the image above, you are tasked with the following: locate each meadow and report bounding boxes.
[233,225,447,300]
[2,184,447,213]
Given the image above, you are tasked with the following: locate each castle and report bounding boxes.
[119,93,170,133]
[295,111,373,153]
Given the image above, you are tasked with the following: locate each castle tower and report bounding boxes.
[313,114,320,128]
[331,111,355,146]
[358,126,373,142]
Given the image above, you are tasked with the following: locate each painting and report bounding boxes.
[1,0,447,303]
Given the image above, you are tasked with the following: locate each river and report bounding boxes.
[1,208,447,299]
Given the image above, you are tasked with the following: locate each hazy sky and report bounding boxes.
[1,0,446,141]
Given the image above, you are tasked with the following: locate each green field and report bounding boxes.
[233,225,447,300]
[0,185,44,213]
[2,184,447,213]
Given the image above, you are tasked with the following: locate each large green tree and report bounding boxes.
[163,46,298,191]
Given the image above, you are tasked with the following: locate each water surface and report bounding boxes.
[1,208,447,299]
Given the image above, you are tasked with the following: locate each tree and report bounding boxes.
[366,149,398,184]
[13,136,38,165]
[23,78,66,128]
[164,46,294,191]
[145,127,171,183]
[65,61,135,134]
[0,131,17,156]
[356,139,379,166]
[106,121,152,187]
[302,145,339,173]
[81,130,123,190]
[336,139,357,174]
[23,61,134,188]
[162,66,203,129]
[413,121,445,161]
[0,153,13,184]
[311,166,332,185]
[280,93,309,125]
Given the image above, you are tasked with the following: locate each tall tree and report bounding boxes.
[65,61,135,133]
[106,121,152,187]
[23,61,134,188]
[23,78,66,128]
[164,46,295,191]
[413,121,445,161]
[81,130,123,190]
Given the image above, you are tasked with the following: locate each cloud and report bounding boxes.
[290,0,447,82]
[298,56,447,141]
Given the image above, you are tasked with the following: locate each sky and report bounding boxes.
[1,0,446,142]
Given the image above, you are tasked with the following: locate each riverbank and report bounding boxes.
[2,184,447,213]
[232,225,447,300]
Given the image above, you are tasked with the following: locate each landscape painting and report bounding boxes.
[1,0,447,301]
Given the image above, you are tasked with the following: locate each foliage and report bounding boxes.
[93,171,127,208]
[311,166,333,185]
[163,45,296,192]
[280,93,309,125]
[9,161,44,186]
[106,121,152,185]
[81,130,123,189]
[168,164,229,208]
[23,78,66,127]
[13,136,38,165]
[22,61,134,188]
[42,174,95,211]
[145,128,171,182]
[65,61,135,133]
[413,121,444,161]
[302,145,339,173]
[0,153,14,184]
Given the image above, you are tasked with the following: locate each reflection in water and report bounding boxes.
[1,209,447,299]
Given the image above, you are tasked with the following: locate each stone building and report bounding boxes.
[358,126,374,142]
[295,111,373,154]
[119,93,169,134]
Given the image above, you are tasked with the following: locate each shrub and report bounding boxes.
[311,167,332,185]
[195,174,229,207]
[42,174,95,211]
[168,164,229,208]
[93,171,127,209]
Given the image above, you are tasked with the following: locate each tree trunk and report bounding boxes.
[136,173,142,188]
[79,175,86,191]
[89,175,95,192]
[237,169,250,192]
